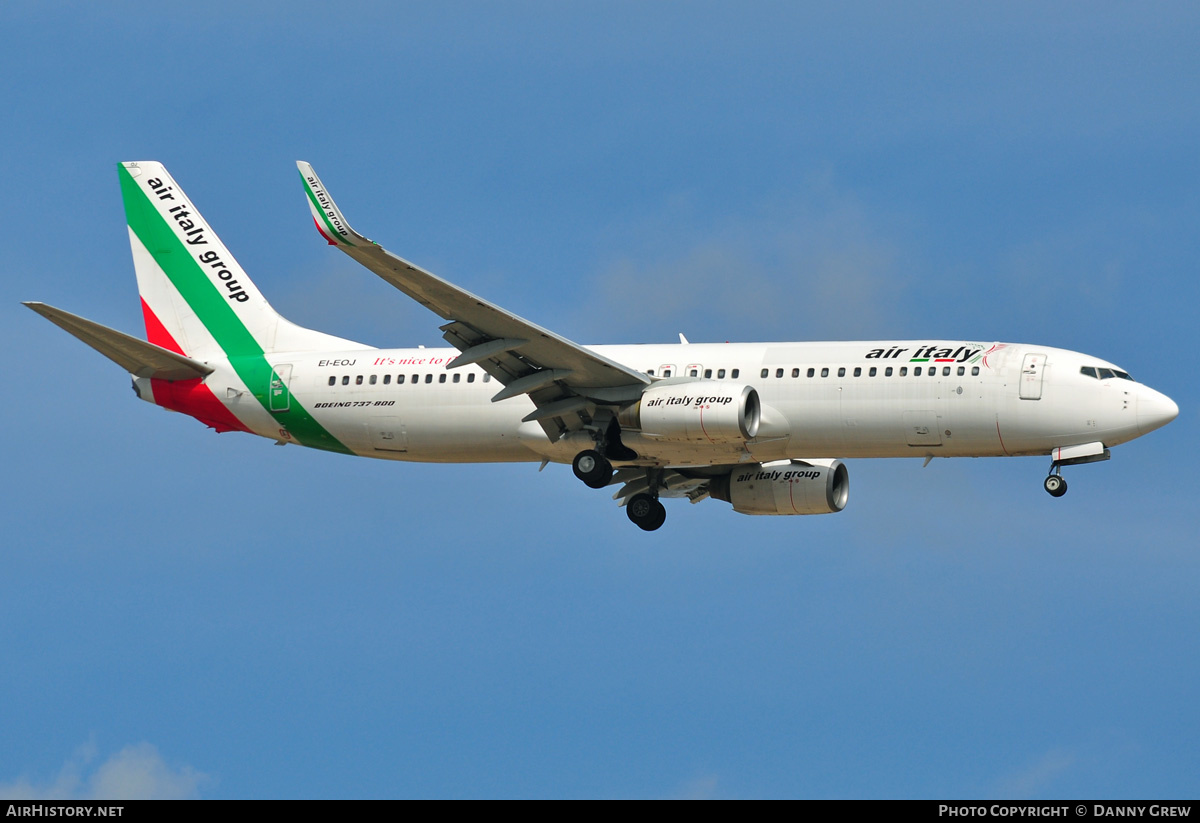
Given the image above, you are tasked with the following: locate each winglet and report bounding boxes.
[296,161,373,248]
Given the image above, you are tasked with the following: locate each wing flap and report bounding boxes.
[24,302,214,382]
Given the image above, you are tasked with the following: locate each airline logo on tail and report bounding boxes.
[133,169,251,303]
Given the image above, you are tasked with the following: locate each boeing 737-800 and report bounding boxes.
[24,161,1179,531]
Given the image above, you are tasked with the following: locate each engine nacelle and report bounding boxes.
[709,459,849,515]
[618,383,760,444]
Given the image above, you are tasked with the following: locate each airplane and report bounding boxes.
[24,161,1179,531]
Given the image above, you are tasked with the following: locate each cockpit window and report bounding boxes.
[1081,365,1134,381]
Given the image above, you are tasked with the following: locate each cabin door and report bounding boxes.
[1019,353,1046,400]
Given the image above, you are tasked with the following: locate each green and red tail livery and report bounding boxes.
[119,162,364,453]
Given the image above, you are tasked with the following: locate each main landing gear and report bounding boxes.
[571,447,668,532]
[572,449,612,489]
[626,492,667,532]
[572,420,664,530]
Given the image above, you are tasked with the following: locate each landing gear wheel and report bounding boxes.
[1043,474,1068,497]
[627,493,667,531]
[572,450,612,489]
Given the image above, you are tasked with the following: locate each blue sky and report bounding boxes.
[1,2,1196,798]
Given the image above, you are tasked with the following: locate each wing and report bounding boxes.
[296,162,649,438]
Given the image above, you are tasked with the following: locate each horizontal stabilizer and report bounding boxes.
[23,302,213,382]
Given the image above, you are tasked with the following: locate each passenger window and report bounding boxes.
[647,369,655,376]
[885,367,893,377]
[398,374,405,384]
[971,366,979,376]
[704,369,712,378]
[439,374,447,384]
[411,374,418,383]
[690,369,698,377]
[424,374,433,384]
[957,366,965,376]
[484,374,491,382]
[663,369,672,377]
[369,374,377,385]
[342,375,349,385]
[914,367,922,376]
[717,369,726,379]
[383,375,391,385]
[761,368,769,379]
[1080,366,1097,379]
[731,369,740,379]
[899,367,907,377]
[328,376,336,386]
[355,375,364,385]
[869,367,877,377]
[942,366,950,376]
[821,367,829,377]
[838,367,846,377]
[453,373,461,383]
[774,368,782,378]
[931,368,938,377]
[468,373,475,383]
[853,367,862,377]
[792,368,800,378]
[807,368,815,378]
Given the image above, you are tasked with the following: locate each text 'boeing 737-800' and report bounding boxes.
[24,162,1179,530]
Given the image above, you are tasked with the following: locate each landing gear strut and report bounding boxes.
[572,449,612,489]
[626,492,667,531]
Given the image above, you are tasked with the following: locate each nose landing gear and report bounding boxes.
[1042,443,1110,498]
[1043,472,1068,497]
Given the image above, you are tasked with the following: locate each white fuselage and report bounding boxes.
[166,339,1175,467]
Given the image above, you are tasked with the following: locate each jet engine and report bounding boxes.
[709,459,849,515]
[617,383,760,444]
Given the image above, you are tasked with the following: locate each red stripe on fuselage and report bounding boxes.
[140,299,252,434]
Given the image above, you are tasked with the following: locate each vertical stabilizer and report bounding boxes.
[119,162,368,358]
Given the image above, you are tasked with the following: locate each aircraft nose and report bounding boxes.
[1137,387,1179,436]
